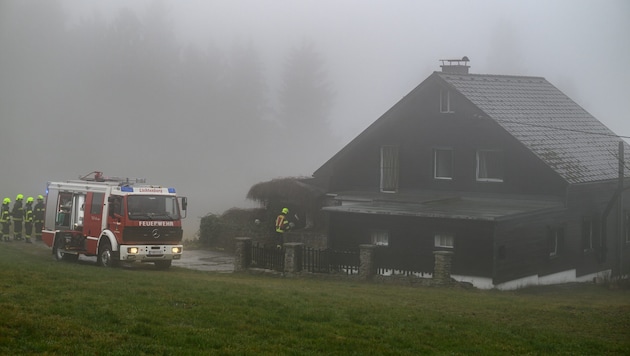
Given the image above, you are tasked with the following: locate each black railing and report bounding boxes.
[303,247,360,275]
[374,247,432,277]
[251,243,284,272]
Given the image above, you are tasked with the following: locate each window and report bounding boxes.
[434,148,453,180]
[380,145,399,192]
[476,149,503,182]
[91,193,104,215]
[548,226,564,258]
[371,230,389,246]
[434,233,454,248]
[581,216,598,252]
[440,89,453,113]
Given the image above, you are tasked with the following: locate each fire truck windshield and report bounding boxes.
[127,195,180,221]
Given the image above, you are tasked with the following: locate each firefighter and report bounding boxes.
[33,195,45,241]
[24,196,34,243]
[274,207,291,248]
[1,198,10,242]
[12,194,24,241]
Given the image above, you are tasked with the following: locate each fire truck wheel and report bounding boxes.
[154,260,172,270]
[53,238,78,262]
[97,241,119,268]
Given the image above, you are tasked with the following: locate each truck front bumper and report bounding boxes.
[119,244,183,262]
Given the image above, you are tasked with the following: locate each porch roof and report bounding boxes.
[322,191,565,222]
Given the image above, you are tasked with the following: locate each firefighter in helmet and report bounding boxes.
[33,195,45,241]
[274,207,291,248]
[1,198,11,242]
[12,194,24,241]
[24,196,34,243]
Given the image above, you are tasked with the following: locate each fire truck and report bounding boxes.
[42,171,187,269]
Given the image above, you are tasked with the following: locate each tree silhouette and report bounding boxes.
[277,39,336,173]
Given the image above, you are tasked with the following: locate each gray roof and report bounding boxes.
[437,72,629,184]
[324,190,565,222]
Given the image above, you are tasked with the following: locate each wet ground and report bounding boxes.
[171,249,234,272]
[28,240,234,272]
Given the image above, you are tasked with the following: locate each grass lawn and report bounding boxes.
[1,241,629,355]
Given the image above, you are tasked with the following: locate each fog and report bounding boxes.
[1,0,629,238]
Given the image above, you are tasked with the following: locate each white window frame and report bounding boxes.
[434,148,453,180]
[582,217,594,252]
[476,149,503,182]
[434,233,454,248]
[548,227,564,258]
[440,89,453,113]
[380,145,399,193]
[371,230,389,246]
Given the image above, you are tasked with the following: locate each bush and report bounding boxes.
[198,208,271,252]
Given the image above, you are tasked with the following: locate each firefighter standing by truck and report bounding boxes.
[1,198,11,242]
[33,195,45,241]
[12,194,24,241]
[23,197,34,244]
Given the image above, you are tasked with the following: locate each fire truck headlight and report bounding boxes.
[171,247,182,254]
[127,247,139,254]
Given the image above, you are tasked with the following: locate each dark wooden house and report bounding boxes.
[311,58,630,289]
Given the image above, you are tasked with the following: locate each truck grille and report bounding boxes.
[122,226,183,243]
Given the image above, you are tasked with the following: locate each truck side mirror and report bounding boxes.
[181,197,187,211]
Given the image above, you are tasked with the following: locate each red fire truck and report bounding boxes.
[42,171,187,269]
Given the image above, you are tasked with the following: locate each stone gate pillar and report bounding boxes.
[359,244,376,281]
[234,237,252,272]
[284,242,303,274]
[433,250,454,284]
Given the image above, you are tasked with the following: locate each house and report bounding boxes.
[310,58,630,289]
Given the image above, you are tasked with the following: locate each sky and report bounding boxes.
[3,0,630,238]
[63,0,630,141]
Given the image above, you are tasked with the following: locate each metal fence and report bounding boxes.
[302,247,360,275]
[374,247,432,277]
[251,243,285,272]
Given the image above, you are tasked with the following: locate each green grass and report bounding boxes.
[1,242,629,355]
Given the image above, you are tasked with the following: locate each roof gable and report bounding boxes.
[436,72,628,183]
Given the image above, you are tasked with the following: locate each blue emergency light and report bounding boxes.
[168,188,176,193]
[121,186,134,192]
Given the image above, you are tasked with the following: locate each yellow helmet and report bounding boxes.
[3,198,10,204]
[282,208,289,214]
[26,196,34,203]
[37,195,44,200]
[16,194,23,200]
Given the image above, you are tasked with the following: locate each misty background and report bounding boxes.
[1,0,629,239]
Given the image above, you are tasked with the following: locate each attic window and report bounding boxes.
[476,149,503,182]
[380,145,399,193]
[440,89,453,113]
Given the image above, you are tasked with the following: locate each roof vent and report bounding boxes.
[439,56,470,74]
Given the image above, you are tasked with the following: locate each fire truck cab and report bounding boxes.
[42,172,186,269]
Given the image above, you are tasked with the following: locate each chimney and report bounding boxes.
[440,56,470,74]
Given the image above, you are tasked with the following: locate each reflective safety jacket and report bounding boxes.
[12,201,23,221]
[0,204,10,223]
[33,202,45,223]
[275,213,289,233]
[25,203,33,223]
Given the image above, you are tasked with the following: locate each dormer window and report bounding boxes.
[440,89,453,113]
[476,149,503,182]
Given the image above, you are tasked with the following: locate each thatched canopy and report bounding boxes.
[246,177,325,210]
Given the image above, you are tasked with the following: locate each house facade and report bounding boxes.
[311,59,630,289]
